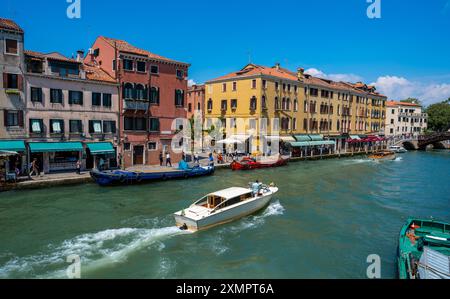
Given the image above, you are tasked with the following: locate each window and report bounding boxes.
[197,102,201,110]
[262,96,267,109]
[262,80,267,89]
[124,117,147,131]
[251,80,256,89]
[275,82,279,90]
[293,118,297,130]
[135,84,146,100]
[294,99,298,111]
[31,87,43,102]
[50,89,63,104]
[124,143,131,151]
[176,69,184,79]
[69,91,83,105]
[207,99,213,111]
[49,61,79,77]
[250,97,257,110]
[175,89,184,107]
[150,65,159,74]
[149,118,160,132]
[137,61,146,73]
[69,120,83,133]
[103,121,116,134]
[92,92,102,106]
[103,93,112,107]
[222,83,227,92]
[221,100,227,111]
[5,39,18,55]
[112,60,117,71]
[5,73,18,89]
[89,120,102,134]
[148,142,157,151]
[150,87,159,104]
[50,119,64,134]
[123,59,134,71]
[294,85,298,93]
[232,82,237,91]
[188,103,192,112]
[249,119,256,130]
[4,110,22,127]
[30,119,43,134]
[310,88,318,97]
[123,83,134,99]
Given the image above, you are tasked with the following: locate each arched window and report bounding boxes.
[207,98,213,111]
[150,87,159,104]
[135,84,145,100]
[275,97,279,110]
[175,89,184,107]
[124,83,134,99]
[262,95,267,109]
[250,96,257,110]
[294,99,298,111]
[197,102,201,110]
[286,98,291,110]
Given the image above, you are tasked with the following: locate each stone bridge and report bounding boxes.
[390,132,450,150]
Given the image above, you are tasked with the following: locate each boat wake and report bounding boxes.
[0,224,190,279]
[393,157,403,162]
[222,200,285,233]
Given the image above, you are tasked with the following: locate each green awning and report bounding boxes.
[309,134,324,141]
[29,142,83,153]
[290,140,336,147]
[0,140,26,152]
[350,135,361,140]
[86,142,115,155]
[293,135,311,142]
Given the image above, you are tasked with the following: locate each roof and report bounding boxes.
[188,84,205,92]
[84,63,116,83]
[25,50,79,63]
[209,187,251,199]
[387,100,421,107]
[0,18,23,33]
[207,63,386,98]
[100,36,189,66]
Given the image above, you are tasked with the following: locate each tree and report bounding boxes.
[426,99,450,132]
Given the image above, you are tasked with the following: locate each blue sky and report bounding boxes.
[2,0,450,105]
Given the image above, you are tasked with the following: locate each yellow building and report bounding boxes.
[204,63,387,154]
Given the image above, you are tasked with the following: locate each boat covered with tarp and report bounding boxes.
[230,155,289,171]
[397,218,450,279]
[90,160,214,186]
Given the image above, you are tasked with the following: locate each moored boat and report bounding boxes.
[174,183,279,232]
[389,145,408,153]
[230,155,289,171]
[368,150,396,161]
[398,218,450,279]
[90,164,214,186]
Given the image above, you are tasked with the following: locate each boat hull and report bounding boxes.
[230,157,289,171]
[90,166,215,186]
[174,191,275,232]
[368,151,396,161]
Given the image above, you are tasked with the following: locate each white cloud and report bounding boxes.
[188,79,196,87]
[304,68,363,83]
[371,75,450,106]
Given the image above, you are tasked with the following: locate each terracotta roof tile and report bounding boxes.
[25,50,79,63]
[83,63,116,83]
[0,18,23,33]
[100,36,189,66]
[386,100,421,107]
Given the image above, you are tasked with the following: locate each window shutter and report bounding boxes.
[122,83,126,98]
[112,122,116,134]
[18,75,23,91]
[103,121,107,133]
[157,88,160,104]
[3,73,8,88]
[3,110,8,126]
[132,84,137,99]
[60,120,65,133]
[18,110,24,127]
[89,120,94,133]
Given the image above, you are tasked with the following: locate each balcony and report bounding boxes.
[123,99,149,111]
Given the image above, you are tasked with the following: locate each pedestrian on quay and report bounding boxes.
[159,152,164,166]
[29,158,40,177]
[166,152,172,167]
[194,153,200,164]
[76,159,81,175]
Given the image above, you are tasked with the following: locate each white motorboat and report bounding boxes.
[389,145,408,153]
[174,183,279,232]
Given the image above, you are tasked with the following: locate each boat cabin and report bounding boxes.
[194,187,254,210]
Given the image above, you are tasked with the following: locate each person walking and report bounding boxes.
[29,158,40,177]
[76,159,81,175]
[166,152,172,167]
[159,152,164,166]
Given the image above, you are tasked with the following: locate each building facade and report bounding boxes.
[385,101,427,137]
[187,84,205,120]
[204,63,387,154]
[86,37,190,167]
[24,50,119,173]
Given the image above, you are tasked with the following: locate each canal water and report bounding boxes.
[0,151,448,279]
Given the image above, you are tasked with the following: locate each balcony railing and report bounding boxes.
[123,99,149,111]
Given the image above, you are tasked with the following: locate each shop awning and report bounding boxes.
[0,140,26,152]
[349,135,361,140]
[290,140,336,147]
[86,142,115,155]
[293,135,311,142]
[29,142,83,153]
[0,150,19,157]
[264,135,295,142]
[309,134,324,141]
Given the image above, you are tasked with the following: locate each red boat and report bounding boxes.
[230,156,289,171]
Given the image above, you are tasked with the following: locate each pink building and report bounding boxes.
[186,84,205,120]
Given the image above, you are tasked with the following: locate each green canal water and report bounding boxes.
[0,151,449,279]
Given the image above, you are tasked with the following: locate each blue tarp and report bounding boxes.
[178,160,189,170]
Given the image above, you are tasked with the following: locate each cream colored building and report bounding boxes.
[385,101,427,137]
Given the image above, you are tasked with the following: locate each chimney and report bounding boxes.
[76,50,84,62]
[297,67,304,81]
[275,63,280,70]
